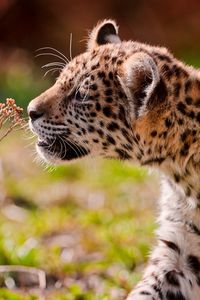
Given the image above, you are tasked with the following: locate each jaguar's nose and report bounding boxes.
[27,104,44,121]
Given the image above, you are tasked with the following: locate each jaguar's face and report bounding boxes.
[28,20,161,164]
[28,48,134,164]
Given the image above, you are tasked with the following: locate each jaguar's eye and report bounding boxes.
[74,90,89,102]
[75,91,84,101]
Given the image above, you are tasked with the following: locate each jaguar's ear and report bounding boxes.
[118,52,160,118]
[87,19,121,51]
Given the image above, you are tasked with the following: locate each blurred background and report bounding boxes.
[1,0,200,108]
[0,0,199,299]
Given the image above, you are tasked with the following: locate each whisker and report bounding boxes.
[36,47,69,63]
[23,134,36,141]
[67,139,85,157]
[56,137,63,159]
[82,82,90,103]
[47,138,57,149]
[43,68,62,77]
[69,33,73,61]
[71,131,91,156]
[58,136,68,159]
[35,52,67,64]
[42,62,65,69]
[62,137,81,158]
[46,164,57,173]
[24,140,36,148]
[74,77,90,102]
[60,135,81,158]
[79,36,88,44]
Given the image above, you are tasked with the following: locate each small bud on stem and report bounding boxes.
[0,98,24,142]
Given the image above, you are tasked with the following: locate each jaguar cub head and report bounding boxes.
[28,20,163,164]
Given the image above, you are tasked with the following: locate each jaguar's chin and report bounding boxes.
[36,137,90,164]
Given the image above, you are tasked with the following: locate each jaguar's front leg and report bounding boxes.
[126,235,192,300]
[126,181,200,300]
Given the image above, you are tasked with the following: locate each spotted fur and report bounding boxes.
[28,20,200,300]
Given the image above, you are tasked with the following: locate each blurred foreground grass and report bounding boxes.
[0,130,158,300]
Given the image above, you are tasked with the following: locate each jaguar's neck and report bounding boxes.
[131,57,200,204]
[158,176,200,236]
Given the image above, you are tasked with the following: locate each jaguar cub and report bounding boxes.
[28,20,200,300]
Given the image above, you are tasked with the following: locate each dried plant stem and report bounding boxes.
[0,98,24,142]
[0,123,18,142]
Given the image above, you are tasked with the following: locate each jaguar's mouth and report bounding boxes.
[37,139,50,147]
[37,137,89,161]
